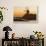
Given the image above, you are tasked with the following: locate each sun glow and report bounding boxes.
[14,7,37,17]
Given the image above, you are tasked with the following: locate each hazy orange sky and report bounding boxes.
[14,7,37,17]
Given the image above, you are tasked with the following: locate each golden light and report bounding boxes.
[14,8,26,17]
[14,7,37,17]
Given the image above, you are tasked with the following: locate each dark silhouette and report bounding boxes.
[23,9,36,20]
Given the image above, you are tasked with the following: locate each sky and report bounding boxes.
[14,6,37,17]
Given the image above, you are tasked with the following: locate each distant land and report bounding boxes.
[14,14,36,21]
